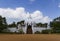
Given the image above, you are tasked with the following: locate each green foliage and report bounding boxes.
[41,29,51,34]
[0,16,7,32]
[50,16,60,33]
[36,23,47,27]
[8,22,17,27]
[18,29,25,34]
[17,20,24,25]
[53,17,60,21]
[50,22,60,28]
[17,20,25,26]
[34,31,41,34]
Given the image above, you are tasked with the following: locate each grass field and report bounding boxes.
[0,34,60,41]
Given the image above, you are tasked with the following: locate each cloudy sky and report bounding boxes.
[0,0,60,24]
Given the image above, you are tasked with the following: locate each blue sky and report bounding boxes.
[0,0,60,23]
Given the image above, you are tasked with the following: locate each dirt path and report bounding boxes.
[0,34,60,41]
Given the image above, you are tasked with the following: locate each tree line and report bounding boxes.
[0,15,60,33]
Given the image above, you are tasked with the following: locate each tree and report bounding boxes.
[36,23,42,27]
[8,22,17,27]
[50,16,60,33]
[50,22,60,33]
[0,16,7,32]
[34,31,41,34]
[17,20,25,26]
[42,29,51,34]
[36,23,47,27]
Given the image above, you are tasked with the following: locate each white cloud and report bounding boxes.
[29,0,35,2]
[58,5,60,8]
[0,7,51,23]
[58,3,60,8]
[29,0,36,4]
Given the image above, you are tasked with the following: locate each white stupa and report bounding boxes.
[16,13,50,34]
[26,14,32,25]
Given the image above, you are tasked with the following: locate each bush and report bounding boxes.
[52,30,60,33]
[34,31,41,34]
[41,29,52,34]
[18,29,25,34]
